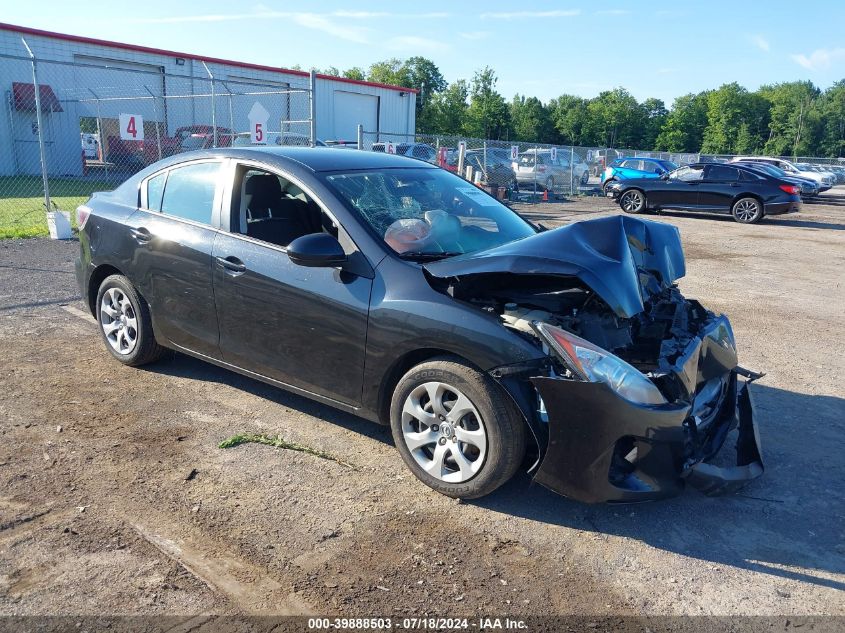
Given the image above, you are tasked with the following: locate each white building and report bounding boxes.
[0,22,417,176]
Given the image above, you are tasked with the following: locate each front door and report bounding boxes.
[650,165,704,209]
[211,165,372,405]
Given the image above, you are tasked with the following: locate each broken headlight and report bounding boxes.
[534,322,667,406]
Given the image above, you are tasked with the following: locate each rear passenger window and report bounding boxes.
[160,162,220,225]
[708,166,740,181]
[146,172,166,211]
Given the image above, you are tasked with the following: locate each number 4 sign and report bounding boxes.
[119,114,144,141]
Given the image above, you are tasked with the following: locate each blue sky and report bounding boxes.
[4,1,845,104]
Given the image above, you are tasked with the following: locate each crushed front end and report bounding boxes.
[425,216,764,504]
[526,287,764,503]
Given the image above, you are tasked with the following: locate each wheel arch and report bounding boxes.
[731,192,764,209]
[376,348,478,426]
[87,264,124,316]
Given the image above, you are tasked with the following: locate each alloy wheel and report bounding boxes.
[620,190,643,212]
[401,381,487,483]
[734,199,759,222]
[99,287,138,355]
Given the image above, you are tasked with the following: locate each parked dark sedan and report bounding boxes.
[75,148,763,503]
[606,162,801,223]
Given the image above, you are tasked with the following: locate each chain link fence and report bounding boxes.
[358,130,845,204]
[1,45,313,238]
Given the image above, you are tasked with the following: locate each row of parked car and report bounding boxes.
[601,155,843,198]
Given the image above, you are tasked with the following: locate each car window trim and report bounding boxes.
[220,158,353,256]
[139,158,225,228]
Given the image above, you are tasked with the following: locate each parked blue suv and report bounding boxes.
[601,157,678,191]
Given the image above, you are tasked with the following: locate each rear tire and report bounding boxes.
[731,197,763,224]
[619,189,647,214]
[390,356,526,499]
[580,170,590,185]
[96,274,165,366]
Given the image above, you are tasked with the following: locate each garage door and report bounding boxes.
[333,91,378,140]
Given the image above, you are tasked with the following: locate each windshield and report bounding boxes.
[324,168,536,258]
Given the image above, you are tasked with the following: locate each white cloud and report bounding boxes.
[480,10,581,19]
[292,14,370,44]
[459,31,491,41]
[752,35,770,52]
[791,47,845,71]
[595,10,631,16]
[385,36,450,55]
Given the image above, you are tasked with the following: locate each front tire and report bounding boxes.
[580,170,590,185]
[731,197,763,223]
[96,274,165,366]
[390,357,526,499]
[619,189,647,213]
[544,176,555,192]
[602,178,617,194]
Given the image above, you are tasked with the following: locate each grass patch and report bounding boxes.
[0,176,114,239]
[219,433,355,468]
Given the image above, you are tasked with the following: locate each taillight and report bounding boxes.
[76,206,91,229]
[537,166,546,173]
[779,184,800,195]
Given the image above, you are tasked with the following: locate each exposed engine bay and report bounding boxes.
[437,271,722,406]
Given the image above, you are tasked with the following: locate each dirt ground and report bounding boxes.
[0,189,843,622]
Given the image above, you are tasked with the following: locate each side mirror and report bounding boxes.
[287,233,347,268]
[660,172,669,180]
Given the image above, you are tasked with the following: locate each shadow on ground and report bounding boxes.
[143,352,845,593]
[473,383,845,592]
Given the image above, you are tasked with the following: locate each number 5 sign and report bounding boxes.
[248,102,270,145]
[119,114,144,141]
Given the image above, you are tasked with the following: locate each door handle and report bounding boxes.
[215,256,247,275]
[130,227,152,243]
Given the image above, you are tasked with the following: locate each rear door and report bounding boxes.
[211,162,372,405]
[699,165,741,210]
[128,159,223,357]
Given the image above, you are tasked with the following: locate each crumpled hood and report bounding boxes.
[424,215,686,318]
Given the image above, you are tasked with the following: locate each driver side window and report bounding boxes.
[230,167,336,248]
[672,166,704,182]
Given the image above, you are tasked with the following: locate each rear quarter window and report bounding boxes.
[146,172,166,211]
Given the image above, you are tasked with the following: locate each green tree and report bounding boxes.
[759,81,822,157]
[342,67,366,81]
[701,83,770,154]
[402,57,447,134]
[464,67,511,139]
[818,80,845,157]
[367,58,410,87]
[510,95,555,142]
[548,95,590,145]
[654,92,710,152]
[430,80,469,135]
[641,98,668,150]
[583,88,646,148]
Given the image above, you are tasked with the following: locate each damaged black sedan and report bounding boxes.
[76,148,763,503]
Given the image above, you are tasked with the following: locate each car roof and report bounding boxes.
[173,147,438,172]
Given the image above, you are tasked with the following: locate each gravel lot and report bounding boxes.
[0,189,843,621]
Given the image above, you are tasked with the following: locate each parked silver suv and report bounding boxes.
[513,149,589,190]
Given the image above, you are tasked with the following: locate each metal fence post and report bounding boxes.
[88,88,107,180]
[357,124,363,150]
[144,86,163,160]
[309,70,317,147]
[21,37,52,213]
[201,61,217,147]
[570,146,575,195]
